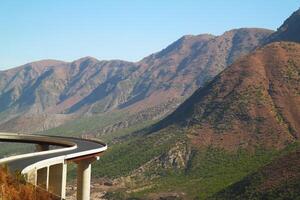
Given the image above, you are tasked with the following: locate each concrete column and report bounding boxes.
[76,160,92,200]
[35,144,50,152]
[48,163,67,199]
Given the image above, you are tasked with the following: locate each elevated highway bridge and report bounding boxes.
[0,132,107,200]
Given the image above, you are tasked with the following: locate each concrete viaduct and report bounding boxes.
[0,132,107,200]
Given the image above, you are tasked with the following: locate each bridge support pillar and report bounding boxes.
[76,158,96,200]
[35,144,50,152]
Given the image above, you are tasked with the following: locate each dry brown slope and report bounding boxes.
[125,28,272,112]
[156,42,300,150]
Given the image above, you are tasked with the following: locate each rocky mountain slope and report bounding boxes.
[88,41,299,200]
[95,41,300,198]
[156,42,300,150]
[267,8,300,43]
[92,8,300,197]
[53,8,300,200]
[1,6,299,200]
[152,8,300,151]
[0,58,138,132]
[0,28,272,133]
[127,28,272,112]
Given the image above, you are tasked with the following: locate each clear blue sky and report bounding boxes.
[0,1,299,69]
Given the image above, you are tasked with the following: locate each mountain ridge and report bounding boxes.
[153,41,300,150]
[266,8,300,44]
[0,28,273,133]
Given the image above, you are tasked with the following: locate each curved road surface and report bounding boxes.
[0,134,107,171]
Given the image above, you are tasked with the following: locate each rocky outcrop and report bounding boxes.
[117,141,191,188]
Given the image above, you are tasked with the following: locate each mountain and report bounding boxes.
[129,28,272,109]
[155,42,300,150]
[210,147,300,200]
[1,7,299,200]
[0,57,136,114]
[92,41,300,199]
[95,10,300,198]
[0,28,272,133]
[267,8,300,43]
[67,9,299,200]
[0,58,138,132]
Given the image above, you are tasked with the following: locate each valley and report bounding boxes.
[0,4,299,200]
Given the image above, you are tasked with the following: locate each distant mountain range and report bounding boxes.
[0,28,272,132]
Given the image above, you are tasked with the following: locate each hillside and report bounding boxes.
[0,166,58,200]
[267,8,300,43]
[155,42,300,150]
[129,28,272,112]
[0,5,299,200]
[91,9,300,199]
[0,28,272,134]
[210,146,300,200]
[0,58,137,132]
[92,42,300,199]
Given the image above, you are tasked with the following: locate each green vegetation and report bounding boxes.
[101,119,158,142]
[286,59,300,81]
[0,143,35,158]
[284,59,300,96]
[43,111,126,138]
[210,179,300,200]
[93,128,185,178]
[98,129,299,200]
[209,143,300,200]
[126,147,278,199]
[43,110,158,143]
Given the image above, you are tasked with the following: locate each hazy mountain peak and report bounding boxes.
[22,59,65,67]
[152,33,215,59]
[180,34,195,39]
[180,34,215,40]
[225,27,273,33]
[72,56,99,64]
